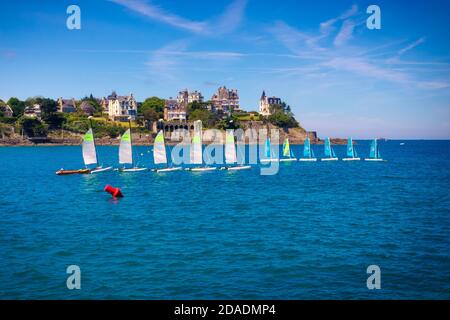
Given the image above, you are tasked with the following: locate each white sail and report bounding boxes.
[153,130,167,164]
[119,129,133,164]
[190,120,203,165]
[82,128,97,166]
[225,130,237,164]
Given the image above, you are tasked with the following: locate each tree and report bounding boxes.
[216,116,241,130]
[7,97,26,117]
[44,113,66,130]
[188,108,218,128]
[143,108,159,122]
[81,95,101,113]
[267,111,299,128]
[18,117,48,137]
[139,97,165,119]
[186,101,210,114]
[35,98,58,117]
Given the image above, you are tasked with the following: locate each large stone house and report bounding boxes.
[57,98,77,113]
[210,86,239,114]
[164,98,186,122]
[163,89,203,122]
[259,90,281,116]
[106,91,137,121]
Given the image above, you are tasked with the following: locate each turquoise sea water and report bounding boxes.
[0,140,449,299]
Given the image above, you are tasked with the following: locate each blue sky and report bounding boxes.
[0,0,449,139]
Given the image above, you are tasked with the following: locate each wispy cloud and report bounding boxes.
[267,5,449,91]
[109,0,248,35]
[214,0,248,34]
[398,37,426,56]
[145,40,245,79]
[322,57,409,83]
[334,19,355,47]
[109,0,206,33]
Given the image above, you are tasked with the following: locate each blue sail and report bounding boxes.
[369,139,377,158]
[346,138,354,157]
[303,137,311,158]
[264,138,271,158]
[324,138,332,157]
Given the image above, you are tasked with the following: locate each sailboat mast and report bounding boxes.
[128,118,134,167]
[89,117,99,167]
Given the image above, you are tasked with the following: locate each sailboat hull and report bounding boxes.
[225,165,251,171]
[156,167,182,173]
[364,158,385,161]
[321,158,339,161]
[342,158,361,161]
[118,167,147,172]
[279,158,297,162]
[299,158,317,162]
[90,166,113,174]
[189,167,217,172]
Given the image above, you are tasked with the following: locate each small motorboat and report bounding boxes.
[56,168,91,175]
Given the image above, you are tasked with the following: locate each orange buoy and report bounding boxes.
[104,184,123,198]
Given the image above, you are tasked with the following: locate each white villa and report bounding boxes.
[24,104,42,118]
[106,91,137,121]
[259,90,281,116]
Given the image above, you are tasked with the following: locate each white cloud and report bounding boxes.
[398,37,426,56]
[109,0,248,35]
[334,20,355,47]
[109,0,206,33]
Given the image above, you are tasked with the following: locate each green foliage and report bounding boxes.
[7,97,26,117]
[188,108,219,128]
[62,115,125,138]
[216,116,242,130]
[139,97,164,119]
[186,101,210,114]
[44,113,66,130]
[267,111,299,128]
[36,98,58,116]
[18,116,48,137]
[81,95,101,113]
[143,108,159,122]
[264,101,299,128]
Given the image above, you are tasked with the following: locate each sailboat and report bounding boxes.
[260,137,279,163]
[83,127,113,174]
[152,130,182,172]
[321,137,338,161]
[299,137,317,161]
[365,139,384,161]
[117,127,147,172]
[342,137,360,161]
[280,138,297,162]
[221,130,251,171]
[187,122,216,172]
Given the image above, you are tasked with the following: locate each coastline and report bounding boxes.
[0,137,349,147]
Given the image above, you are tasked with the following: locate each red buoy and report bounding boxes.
[104,184,123,198]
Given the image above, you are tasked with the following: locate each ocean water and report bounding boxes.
[0,140,449,299]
